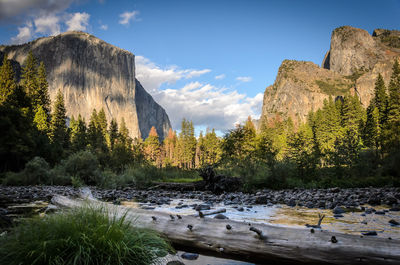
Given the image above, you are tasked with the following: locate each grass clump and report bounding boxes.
[0,205,172,265]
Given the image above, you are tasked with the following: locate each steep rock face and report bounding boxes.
[260,60,352,125]
[261,26,400,126]
[0,31,171,139]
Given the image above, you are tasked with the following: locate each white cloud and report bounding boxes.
[185,69,211,78]
[136,56,263,131]
[119,10,140,25]
[100,24,108,30]
[215,74,225,80]
[34,14,60,35]
[11,22,33,44]
[66,12,90,31]
[236,76,252,82]
[135,55,211,93]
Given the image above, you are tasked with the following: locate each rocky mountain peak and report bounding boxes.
[0,32,171,140]
[260,26,400,128]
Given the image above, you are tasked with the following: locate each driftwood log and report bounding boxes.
[52,195,400,265]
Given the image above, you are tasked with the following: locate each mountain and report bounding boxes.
[260,26,400,126]
[0,31,171,139]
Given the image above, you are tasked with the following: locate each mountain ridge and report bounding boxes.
[0,31,171,140]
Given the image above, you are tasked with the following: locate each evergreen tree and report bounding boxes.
[118,117,132,149]
[70,114,87,151]
[109,118,118,151]
[33,105,49,133]
[49,90,68,152]
[87,109,99,149]
[363,105,380,150]
[203,128,221,165]
[287,123,318,180]
[373,73,388,125]
[34,61,51,114]
[163,128,177,166]
[144,126,161,166]
[0,55,17,104]
[21,51,38,97]
[97,108,108,138]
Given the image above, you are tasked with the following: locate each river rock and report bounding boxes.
[181,253,199,260]
[214,214,229,219]
[333,206,345,214]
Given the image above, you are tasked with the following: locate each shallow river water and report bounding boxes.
[120,198,400,265]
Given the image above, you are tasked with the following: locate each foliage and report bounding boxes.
[0,205,172,265]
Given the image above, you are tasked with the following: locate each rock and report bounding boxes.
[166,261,185,265]
[254,195,268,204]
[334,214,344,218]
[362,231,377,236]
[375,211,385,215]
[181,253,199,260]
[367,197,381,206]
[389,219,399,226]
[237,207,244,212]
[287,199,296,207]
[195,204,211,211]
[213,214,229,219]
[0,32,171,140]
[259,26,400,128]
[333,206,345,214]
[305,201,314,209]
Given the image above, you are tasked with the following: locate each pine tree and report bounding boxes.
[163,128,177,166]
[33,105,49,133]
[97,108,108,138]
[118,117,132,149]
[144,126,161,166]
[383,60,400,151]
[87,109,99,149]
[21,51,38,97]
[70,114,87,151]
[109,118,118,151]
[35,61,51,114]
[287,123,317,180]
[0,55,17,104]
[373,73,388,126]
[363,105,380,151]
[49,90,68,148]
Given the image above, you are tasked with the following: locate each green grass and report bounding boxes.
[0,205,172,265]
[158,177,202,183]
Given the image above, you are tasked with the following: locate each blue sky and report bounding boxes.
[0,0,399,133]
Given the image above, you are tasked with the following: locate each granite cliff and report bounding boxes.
[0,31,171,139]
[261,26,400,126]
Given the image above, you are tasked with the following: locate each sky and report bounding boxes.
[0,0,399,134]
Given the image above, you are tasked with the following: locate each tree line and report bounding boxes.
[0,51,399,189]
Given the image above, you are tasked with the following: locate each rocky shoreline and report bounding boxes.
[0,185,399,209]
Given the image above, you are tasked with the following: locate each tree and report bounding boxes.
[97,108,108,138]
[49,90,68,150]
[178,119,197,169]
[34,62,51,114]
[383,60,400,151]
[144,126,161,166]
[163,128,177,166]
[373,73,388,126]
[363,105,380,150]
[109,118,118,151]
[0,55,17,105]
[287,123,318,180]
[70,114,87,152]
[21,51,38,97]
[33,105,49,133]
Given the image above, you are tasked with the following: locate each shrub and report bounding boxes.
[0,205,172,265]
[62,150,101,185]
[2,156,50,185]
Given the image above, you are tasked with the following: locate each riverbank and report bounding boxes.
[1,185,399,209]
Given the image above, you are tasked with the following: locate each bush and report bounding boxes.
[0,205,172,265]
[2,156,50,185]
[62,150,101,185]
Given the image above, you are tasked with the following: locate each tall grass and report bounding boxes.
[0,205,172,265]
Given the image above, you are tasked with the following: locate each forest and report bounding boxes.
[1,52,400,191]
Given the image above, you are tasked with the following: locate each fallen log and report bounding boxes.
[197,208,226,217]
[52,195,400,264]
